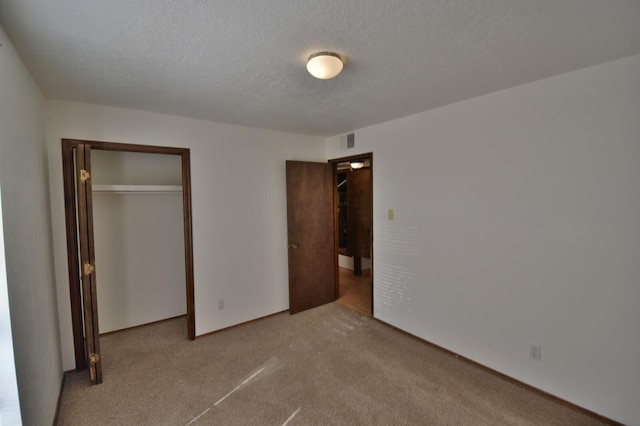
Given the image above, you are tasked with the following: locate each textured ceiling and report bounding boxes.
[1,0,639,136]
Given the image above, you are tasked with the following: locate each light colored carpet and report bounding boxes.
[57,303,607,425]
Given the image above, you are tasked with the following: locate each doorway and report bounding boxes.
[62,139,195,379]
[331,154,373,316]
[285,153,373,316]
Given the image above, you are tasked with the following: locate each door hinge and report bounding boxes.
[80,169,90,182]
[83,263,95,276]
[89,353,99,381]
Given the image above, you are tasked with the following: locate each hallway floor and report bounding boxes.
[336,267,372,316]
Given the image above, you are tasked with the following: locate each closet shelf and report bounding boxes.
[92,185,182,193]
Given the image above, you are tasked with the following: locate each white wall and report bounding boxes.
[91,149,186,332]
[45,101,326,371]
[0,25,62,425]
[0,189,21,426]
[91,150,183,185]
[93,192,187,332]
[338,254,370,270]
[326,54,640,425]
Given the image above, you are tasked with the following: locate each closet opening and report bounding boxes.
[62,139,195,377]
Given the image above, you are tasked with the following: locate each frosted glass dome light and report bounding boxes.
[306,52,344,80]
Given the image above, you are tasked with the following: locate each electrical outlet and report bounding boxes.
[530,345,541,361]
[217,298,225,310]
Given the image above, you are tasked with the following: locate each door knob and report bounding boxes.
[288,243,299,249]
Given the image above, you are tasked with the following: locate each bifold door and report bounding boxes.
[75,144,103,384]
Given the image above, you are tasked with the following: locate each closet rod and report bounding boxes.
[92,185,182,193]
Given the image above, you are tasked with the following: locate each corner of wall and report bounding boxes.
[0,24,64,426]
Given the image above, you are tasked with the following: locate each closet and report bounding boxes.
[91,150,186,333]
[62,139,195,383]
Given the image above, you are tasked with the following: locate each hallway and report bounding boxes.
[336,267,372,316]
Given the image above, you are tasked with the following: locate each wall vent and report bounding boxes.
[347,133,355,149]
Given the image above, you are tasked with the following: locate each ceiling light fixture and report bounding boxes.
[306,52,343,80]
[350,161,365,170]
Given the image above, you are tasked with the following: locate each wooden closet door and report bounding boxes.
[76,144,103,384]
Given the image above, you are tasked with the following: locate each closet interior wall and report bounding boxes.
[91,150,186,333]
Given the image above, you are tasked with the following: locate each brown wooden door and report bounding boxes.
[347,168,372,259]
[286,161,336,314]
[75,144,103,384]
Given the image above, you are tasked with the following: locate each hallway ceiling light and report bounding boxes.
[350,161,365,169]
[306,52,343,79]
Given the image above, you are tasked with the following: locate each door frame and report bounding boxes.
[62,139,195,371]
[328,153,373,316]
